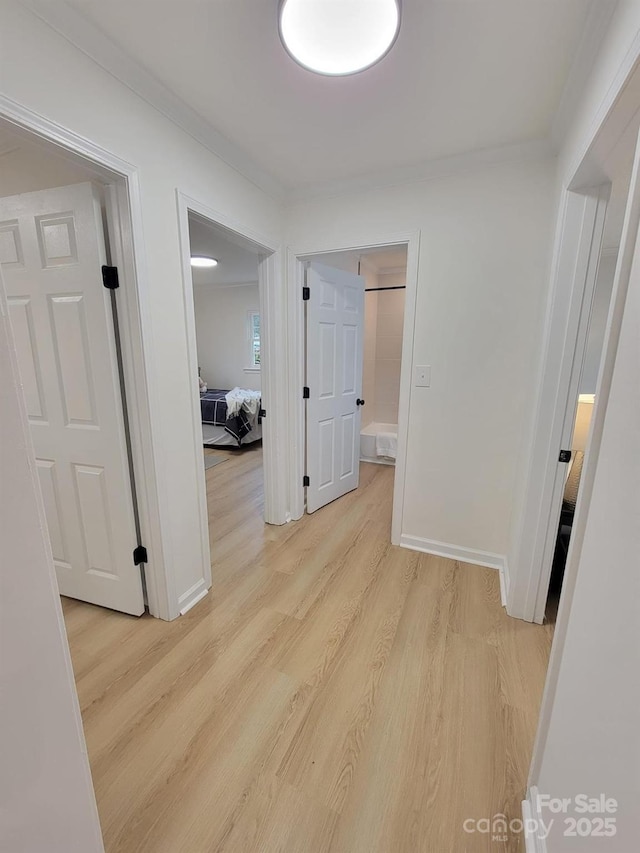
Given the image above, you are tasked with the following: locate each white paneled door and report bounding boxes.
[306,262,365,513]
[0,182,145,615]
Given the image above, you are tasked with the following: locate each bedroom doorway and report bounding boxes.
[187,213,266,552]
[176,192,286,596]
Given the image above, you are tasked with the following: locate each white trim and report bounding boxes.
[399,534,504,572]
[0,93,173,619]
[178,579,209,616]
[286,251,306,521]
[175,192,288,538]
[259,249,290,525]
[507,185,609,623]
[499,560,508,607]
[564,30,640,186]
[529,123,640,786]
[289,231,419,538]
[522,787,548,853]
[392,233,420,545]
[247,308,261,369]
[287,139,553,202]
[25,0,284,201]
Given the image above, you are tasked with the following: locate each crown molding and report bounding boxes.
[22,0,568,207]
[551,0,619,149]
[286,138,554,203]
[24,0,286,201]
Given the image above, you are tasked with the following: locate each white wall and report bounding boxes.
[0,136,99,195]
[374,280,405,425]
[287,157,556,558]
[0,0,283,613]
[580,251,617,393]
[0,274,103,852]
[533,219,640,853]
[193,284,261,392]
[526,4,640,850]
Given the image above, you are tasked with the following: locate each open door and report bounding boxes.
[0,182,144,615]
[305,261,364,513]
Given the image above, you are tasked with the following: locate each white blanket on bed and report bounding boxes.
[225,387,261,418]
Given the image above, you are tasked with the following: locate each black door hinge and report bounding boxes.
[133,544,148,565]
[259,408,266,418]
[302,286,310,301]
[102,265,120,290]
[559,449,572,463]
[303,475,310,487]
[303,386,310,399]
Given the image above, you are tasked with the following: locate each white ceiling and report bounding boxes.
[61,0,599,193]
[188,214,259,288]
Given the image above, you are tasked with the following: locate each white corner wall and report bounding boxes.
[580,251,617,393]
[531,212,640,852]
[0,0,283,615]
[526,4,640,849]
[287,157,556,561]
[0,276,103,852]
[193,284,261,392]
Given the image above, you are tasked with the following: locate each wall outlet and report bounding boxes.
[415,365,431,387]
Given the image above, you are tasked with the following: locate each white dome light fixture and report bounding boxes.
[279,0,401,76]
[190,255,218,268]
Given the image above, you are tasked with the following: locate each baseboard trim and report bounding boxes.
[522,787,548,853]
[360,455,395,467]
[499,557,511,607]
[178,578,209,616]
[399,534,504,571]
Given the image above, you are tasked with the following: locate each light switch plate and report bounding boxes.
[415,365,431,387]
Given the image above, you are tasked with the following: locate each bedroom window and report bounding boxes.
[247,310,261,370]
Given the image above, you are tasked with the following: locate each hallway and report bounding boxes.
[62,455,553,852]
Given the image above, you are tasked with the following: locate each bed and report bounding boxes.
[200,388,262,447]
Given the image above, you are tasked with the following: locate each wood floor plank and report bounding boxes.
[61,449,553,853]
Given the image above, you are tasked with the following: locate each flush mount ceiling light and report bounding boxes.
[279,0,401,76]
[190,255,218,268]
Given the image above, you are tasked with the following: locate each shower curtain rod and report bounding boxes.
[364,285,406,292]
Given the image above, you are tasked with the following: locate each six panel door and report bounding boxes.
[306,262,365,513]
[0,182,144,615]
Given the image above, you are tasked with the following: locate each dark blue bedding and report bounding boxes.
[200,388,256,443]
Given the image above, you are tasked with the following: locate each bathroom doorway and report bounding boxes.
[301,244,409,519]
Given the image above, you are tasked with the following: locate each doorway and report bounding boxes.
[300,244,409,522]
[0,118,146,615]
[185,212,266,573]
[175,192,287,605]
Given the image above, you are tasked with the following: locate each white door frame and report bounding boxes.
[287,231,420,538]
[0,94,172,619]
[507,185,610,622]
[528,123,640,786]
[509,35,640,625]
[175,191,287,545]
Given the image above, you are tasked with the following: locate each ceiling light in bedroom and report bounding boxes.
[190,255,218,268]
[279,0,401,76]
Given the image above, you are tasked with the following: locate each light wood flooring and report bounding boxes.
[62,445,554,853]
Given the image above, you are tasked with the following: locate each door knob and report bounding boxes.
[356,398,365,406]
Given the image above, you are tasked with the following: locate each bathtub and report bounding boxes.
[360,422,398,465]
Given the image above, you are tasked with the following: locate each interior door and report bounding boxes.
[306,261,364,513]
[0,182,144,615]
